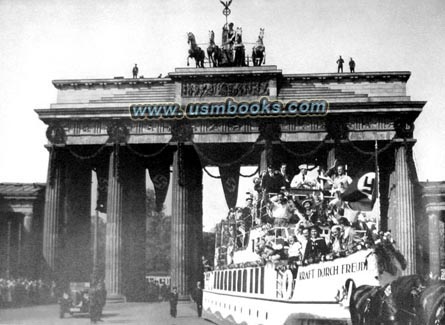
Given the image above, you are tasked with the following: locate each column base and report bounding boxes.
[106,294,126,304]
[178,294,191,301]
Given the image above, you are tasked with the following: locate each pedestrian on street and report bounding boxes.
[191,281,203,317]
[97,278,107,320]
[58,291,72,319]
[89,285,101,324]
[168,287,178,318]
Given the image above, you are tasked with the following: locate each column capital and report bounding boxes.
[394,118,415,139]
[392,138,417,145]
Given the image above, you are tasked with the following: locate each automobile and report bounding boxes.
[68,282,90,315]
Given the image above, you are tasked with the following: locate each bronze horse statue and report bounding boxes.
[349,241,445,324]
[207,30,222,67]
[252,28,265,66]
[187,32,205,68]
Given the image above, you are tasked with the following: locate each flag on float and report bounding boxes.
[340,171,376,211]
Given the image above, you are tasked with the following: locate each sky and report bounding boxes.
[0,0,444,231]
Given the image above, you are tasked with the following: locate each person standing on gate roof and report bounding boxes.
[132,64,138,78]
[337,55,344,73]
[191,281,203,317]
[168,287,178,318]
[349,57,356,73]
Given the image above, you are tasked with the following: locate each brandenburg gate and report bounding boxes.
[36,66,425,300]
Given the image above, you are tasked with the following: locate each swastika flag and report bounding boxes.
[340,172,376,211]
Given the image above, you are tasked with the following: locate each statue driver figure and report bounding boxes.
[222,22,236,64]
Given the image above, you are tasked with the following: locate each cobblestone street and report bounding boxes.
[0,302,211,325]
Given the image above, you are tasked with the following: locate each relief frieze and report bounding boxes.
[347,117,394,131]
[181,81,269,97]
[59,116,395,138]
[281,119,325,132]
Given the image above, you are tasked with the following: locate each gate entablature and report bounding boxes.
[37,68,424,147]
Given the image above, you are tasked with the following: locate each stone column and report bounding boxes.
[22,212,34,278]
[105,148,124,301]
[386,170,397,232]
[17,221,22,273]
[427,213,441,277]
[62,158,92,282]
[6,217,12,279]
[377,148,392,233]
[171,145,203,298]
[122,155,146,302]
[394,144,416,274]
[43,149,64,277]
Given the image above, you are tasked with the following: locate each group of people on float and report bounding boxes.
[217,161,377,268]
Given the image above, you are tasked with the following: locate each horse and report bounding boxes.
[252,28,265,66]
[351,275,445,324]
[187,32,205,68]
[418,280,445,325]
[233,27,245,67]
[348,240,406,324]
[207,30,222,67]
[349,240,445,324]
[349,283,399,325]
